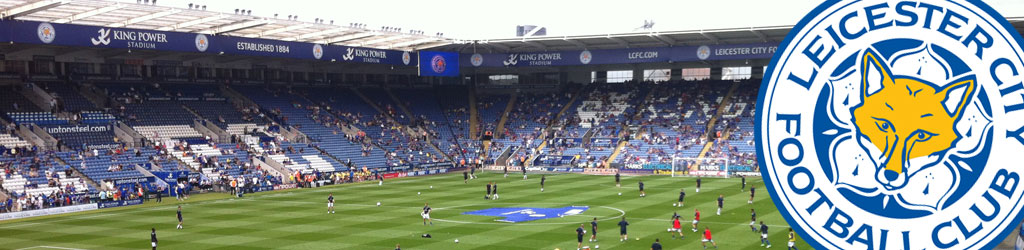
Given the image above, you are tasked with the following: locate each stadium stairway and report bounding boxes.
[78,83,110,109]
[603,86,659,168]
[693,82,741,169]
[352,88,388,115]
[386,89,416,120]
[468,87,479,139]
[492,94,516,140]
[54,154,104,192]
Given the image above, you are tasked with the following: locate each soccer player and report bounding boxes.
[692,208,701,232]
[760,221,772,248]
[716,195,724,215]
[589,217,598,242]
[522,166,528,180]
[696,176,702,193]
[463,170,469,184]
[671,215,684,239]
[486,182,492,200]
[749,208,757,232]
[176,205,183,229]
[493,183,499,200]
[394,243,401,250]
[703,227,719,249]
[422,202,432,226]
[540,175,546,192]
[151,228,158,250]
[651,238,663,250]
[470,166,477,179]
[741,175,747,190]
[615,172,621,188]
[576,223,585,250]
[675,188,686,207]
[749,185,756,204]
[377,172,383,186]
[328,193,335,214]
[618,217,630,242]
[788,228,798,250]
[638,179,646,197]
[504,165,509,178]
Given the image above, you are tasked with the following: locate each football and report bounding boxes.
[376,202,381,207]
[454,239,459,243]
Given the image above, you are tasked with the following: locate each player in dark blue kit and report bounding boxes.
[492,183,499,200]
[716,195,724,215]
[422,202,433,226]
[589,217,598,242]
[540,175,546,192]
[619,217,630,242]
[651,238,663,250]
[749,208,757,232]
[327,193,335,214]
[151,228,158,250]
[638,179,646,197]
[486,182,492,200]
[576,223,585,250]
[176,205,183,229]
[749,185,756,204]
[615,172,621,188]
[696,176,702,193]
[760,221,771,248]
[463,170,469,184]
[741,176,747,190]
[675,188,686,207]
[503,166,508,178]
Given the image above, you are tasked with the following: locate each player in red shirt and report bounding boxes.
[670,215,684,239]
[702,227,718,249]
[692,208,701,232]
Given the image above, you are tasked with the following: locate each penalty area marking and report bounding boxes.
[431,203,625,226]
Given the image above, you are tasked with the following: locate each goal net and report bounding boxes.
[671,157,730,178]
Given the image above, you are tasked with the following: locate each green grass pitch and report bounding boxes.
[0,172,812,250]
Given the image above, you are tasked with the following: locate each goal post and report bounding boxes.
[671,157,730,178]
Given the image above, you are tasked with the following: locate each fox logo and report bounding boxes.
[851,50,976,191]
[760,1,1024,249]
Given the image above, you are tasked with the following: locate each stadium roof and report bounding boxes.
[440,17,1024,53]
[0,0,453,51]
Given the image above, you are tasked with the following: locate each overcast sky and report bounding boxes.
[138,0,1024,40]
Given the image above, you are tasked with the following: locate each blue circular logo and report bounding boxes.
[431,55,446,74]
[758,1,1024,249]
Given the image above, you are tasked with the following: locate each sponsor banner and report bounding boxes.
[690,170,727,177]
[618,168,655,175]
[464,43,778,67]
[112,177,153,186]
[4,21,412,65]
[330,46,414,65]
[45,124,111,134]
[418,51,459,77]
[97,198,144,209]
[584,168,618,175]
[251,185,275,193]
[0,204,97,221]
[9,21,203,52]
[273,183,298,190]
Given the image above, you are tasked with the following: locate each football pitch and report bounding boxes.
[0,172,811,250]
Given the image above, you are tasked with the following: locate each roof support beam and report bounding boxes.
[324,32,374,44]
[650,34,675,46]
[2,0,64,19]
[252,24,310,38]
[52,3,123,23]
[749,29,769,42]
[358,35,409,47]
[563,39,587,49]
[108,9,182,28]
[606,36,629,47]
[413,41,452,51]
[389,37,441,49]
[159,14,228,31]
[295,28,349,41]
[199,19,271,35]
[700,31,720,44]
